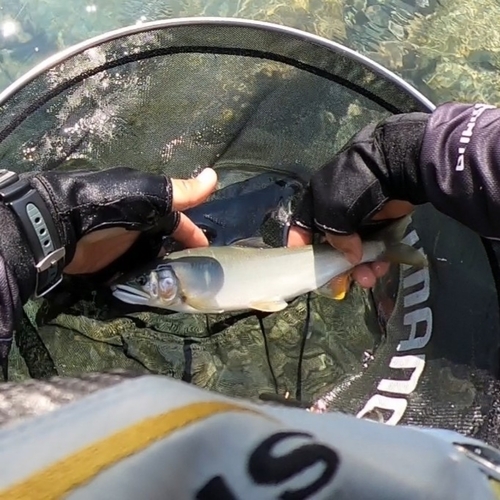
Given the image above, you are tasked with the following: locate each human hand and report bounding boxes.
[0,166,217,375]
[286,112,429,291]
[288,200,414,288]
[64,168,218,274]
[2,166,217,292]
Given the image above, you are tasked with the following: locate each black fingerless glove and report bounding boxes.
[0,167,179,377]
[0,167,179,302]
[293,112,430,235]
[295,102,500,240]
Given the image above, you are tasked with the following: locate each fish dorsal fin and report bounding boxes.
[231,237,272,249]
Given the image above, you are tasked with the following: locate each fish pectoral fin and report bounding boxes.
[249,299,288,312]
[315,272,353,301]
[383,243,428,268]
[184,296,225,314]
[231,237,272,249]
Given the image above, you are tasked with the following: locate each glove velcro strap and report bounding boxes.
[0,170,65,298]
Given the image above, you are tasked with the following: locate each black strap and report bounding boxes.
[0,170,65,298]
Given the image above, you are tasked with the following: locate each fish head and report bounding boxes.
[111,264,181,308]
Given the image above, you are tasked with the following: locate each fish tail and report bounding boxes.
[371,214,412,243]
[382,243,428,267]
[373,215,428,268]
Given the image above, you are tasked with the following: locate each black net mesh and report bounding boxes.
[0,21,431,175]
[2,19,500,446]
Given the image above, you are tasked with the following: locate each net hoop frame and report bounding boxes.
[0,17,435,112]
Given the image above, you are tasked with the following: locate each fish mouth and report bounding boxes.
[111,284,153,306]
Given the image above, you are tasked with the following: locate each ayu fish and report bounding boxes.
[111,216,427,314]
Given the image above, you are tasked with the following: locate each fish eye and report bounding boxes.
[159,274,174,292]
[158,270,177,300]
[160,276,173,289]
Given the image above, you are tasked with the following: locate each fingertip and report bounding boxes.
[345,249,362,266]
[172,168,218,211]
[325,233,363,265]
[189,230,209,247]
[172,213,209,248]
[372,261,390,278]
[196,167,218,187]
[352,265,377,289]
[287,225,313,247]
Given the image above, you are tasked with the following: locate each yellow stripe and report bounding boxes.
[1,401,269,500]
[490,479,500,499]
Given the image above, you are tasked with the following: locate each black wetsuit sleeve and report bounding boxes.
[0,253,21,360]
[294,102,500,240]
[0,203,34,363]
[420,102,500,239]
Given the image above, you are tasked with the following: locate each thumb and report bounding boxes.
[325,232,363,265]
[171,168,218,211]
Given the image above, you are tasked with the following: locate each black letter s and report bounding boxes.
[248,431,340,500]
